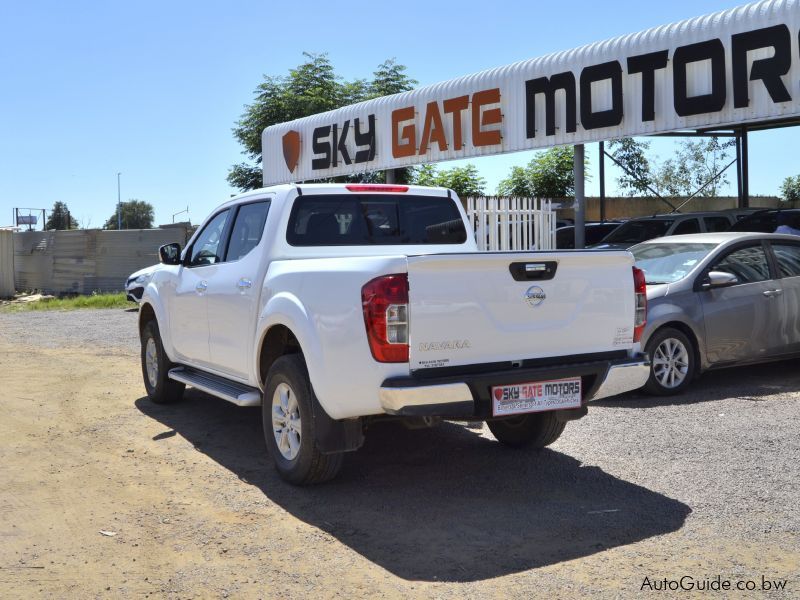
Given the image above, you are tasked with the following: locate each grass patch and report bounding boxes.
[0,292,132,312]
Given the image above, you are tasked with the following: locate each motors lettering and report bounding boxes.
[525,24,794,137]
[311,115,376,170]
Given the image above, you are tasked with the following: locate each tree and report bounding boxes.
[413,164,486,198]
[104,200,155,230]
[497,146,586,197]
[607,138,654,196]
[674,137,736,197]
[229,54,418,191]
[45,201,78,230]
[610,136,735,198]
[781,175,800,202]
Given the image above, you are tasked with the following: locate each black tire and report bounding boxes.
[487,412,566,448]
[644,327,696,396]
[262,355,343,485]
[140,319,185,404]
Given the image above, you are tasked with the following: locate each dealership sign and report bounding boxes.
[263,0,800,185]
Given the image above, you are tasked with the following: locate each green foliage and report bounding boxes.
[45,201,78,230]
[229,54,418,191]
[607,138,653,196]
[611,136,735,198]
[369,58,417,98]
[497,146,585,198]
[0,292,129,313]
[782,175,800,202]
[413,164,486,198]
[103,200,155,230]
[227,164,263,191]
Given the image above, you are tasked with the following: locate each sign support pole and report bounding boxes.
[574,144,585,249]
[599,141,606,222]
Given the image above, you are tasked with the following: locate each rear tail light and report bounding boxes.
[346,184,409,193]
[633,266,647,343]
[361,274,409,362]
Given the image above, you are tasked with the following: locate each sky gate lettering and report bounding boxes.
[262,1,800,186]
[525,24,794,138]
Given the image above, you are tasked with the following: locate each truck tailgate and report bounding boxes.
[407,252,635,371]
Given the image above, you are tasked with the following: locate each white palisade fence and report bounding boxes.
[466,197,556,252]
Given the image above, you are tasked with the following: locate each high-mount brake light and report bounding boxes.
[632,266,647,343]
[361,274,409,363]
[345,184,409,193]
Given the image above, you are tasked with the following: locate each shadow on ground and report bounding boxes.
[137,392,690,582]
[595,358,800,409]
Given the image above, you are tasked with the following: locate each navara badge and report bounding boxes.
[524,285,546,307]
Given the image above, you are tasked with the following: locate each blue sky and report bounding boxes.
[0,0,796,228]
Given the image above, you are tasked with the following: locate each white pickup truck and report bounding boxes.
[139,183,649,484]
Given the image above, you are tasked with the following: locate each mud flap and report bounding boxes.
[311,393,365,454]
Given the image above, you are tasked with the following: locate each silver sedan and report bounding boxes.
[632,232,800,395]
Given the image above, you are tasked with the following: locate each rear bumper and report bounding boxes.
[378,354,649,418]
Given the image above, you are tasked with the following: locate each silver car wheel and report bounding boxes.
[652,337,689,389]
[145,337,159,388]
[272,382,301,461]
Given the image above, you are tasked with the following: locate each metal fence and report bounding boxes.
[13,228,188,295]
[0,230,14,297]
[466,197,556,252]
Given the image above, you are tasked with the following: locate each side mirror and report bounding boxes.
[700,270,738,290]
[159,243,182,265]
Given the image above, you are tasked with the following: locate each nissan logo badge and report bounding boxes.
[524,285,546,307]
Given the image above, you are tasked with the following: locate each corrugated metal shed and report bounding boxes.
[13,228,187,294]
[263,0,800,185]
[0,230,14,297]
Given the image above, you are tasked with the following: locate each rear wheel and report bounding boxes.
[487,412,566,448]
[644,327,696,395]
[262,355,343,485]
[140,320,184,404]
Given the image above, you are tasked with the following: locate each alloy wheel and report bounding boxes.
[652,337,690,389]
[272,382,302,460]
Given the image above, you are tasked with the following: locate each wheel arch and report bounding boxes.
[647,320,704,376]
[257,324,302,388]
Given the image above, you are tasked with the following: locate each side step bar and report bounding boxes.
[168,367,262,407]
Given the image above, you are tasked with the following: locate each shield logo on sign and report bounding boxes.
[282,130,301,173]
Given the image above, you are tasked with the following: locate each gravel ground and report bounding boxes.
[0,307,140,355]
[1,307,798,597]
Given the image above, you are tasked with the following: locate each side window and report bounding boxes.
[226,201,270,262]
[710,245,771,284]
[704,216,731,233]
[189,210,230,266]
[672,219,700,235]
[772,243,800,278]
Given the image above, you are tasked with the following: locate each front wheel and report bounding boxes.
[140,320,184,404]
[644,327,696,395]
[262,355,343,485]
[487,412,566,448]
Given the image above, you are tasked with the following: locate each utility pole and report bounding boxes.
[117,172,122,230]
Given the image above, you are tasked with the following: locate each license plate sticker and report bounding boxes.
[491,377,582,417]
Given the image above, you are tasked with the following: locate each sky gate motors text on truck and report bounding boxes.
[266,3,800,186]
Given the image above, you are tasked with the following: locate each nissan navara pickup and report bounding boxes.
[138,183,648,484]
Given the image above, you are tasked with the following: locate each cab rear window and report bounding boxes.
[287,195,468,246]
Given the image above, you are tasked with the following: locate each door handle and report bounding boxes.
[762,289,782,297]
[237,278,252,290]
[195,281,208,293]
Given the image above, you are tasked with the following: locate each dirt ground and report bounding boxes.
[1,310,798,598]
